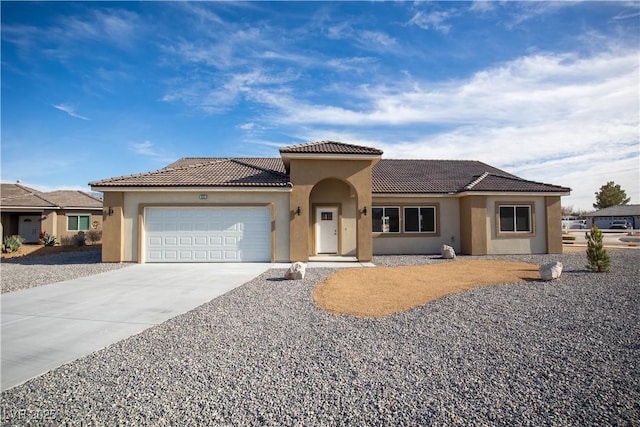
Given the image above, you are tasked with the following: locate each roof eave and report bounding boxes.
[90,185,292,192]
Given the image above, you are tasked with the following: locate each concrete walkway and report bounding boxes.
[0,263,270,391]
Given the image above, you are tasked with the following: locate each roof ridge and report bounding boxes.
[31,192,58,207]
[164,158,231,170]
[93,160,232,185]
[231,159,288,177]
[464,172,490,190]
[280,140,383,154]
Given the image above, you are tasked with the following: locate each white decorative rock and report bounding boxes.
[285,262,307,280]
[539,262,563,281]
[441,244,456,259]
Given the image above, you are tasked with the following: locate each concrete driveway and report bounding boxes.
[1,263,270,391]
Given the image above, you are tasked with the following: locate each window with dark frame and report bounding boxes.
[372,207,400,233]
[68,215,90,231]
[404,206,436,233]
[499,205,532,233]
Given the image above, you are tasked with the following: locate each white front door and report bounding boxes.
[18,215,41,243]
[315,207,338,254]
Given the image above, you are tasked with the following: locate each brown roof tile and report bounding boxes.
[280,140,383,155]
[91,158,290,188]
[40,191,103,208]
[90,156,569,194]
[1,183,103,209]
[0,183,40,199]
[372,160,523,193]
[463,173,571,193]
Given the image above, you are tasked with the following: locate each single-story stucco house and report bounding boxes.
[583,204,640,230]
[0,183,103,243]
[90,141,571,263]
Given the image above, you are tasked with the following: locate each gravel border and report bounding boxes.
[1,250,639,426]
[0,249,132,294]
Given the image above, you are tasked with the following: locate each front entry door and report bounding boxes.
[315,207,338,254]
[18,215,41,243]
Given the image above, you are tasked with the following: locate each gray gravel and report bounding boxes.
[0,249,131,294]
[2,250,639,426]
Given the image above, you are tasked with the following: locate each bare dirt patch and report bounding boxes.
[313,259,540,318]
[0,244,101,260]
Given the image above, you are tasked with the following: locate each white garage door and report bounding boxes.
[144,207,271,262]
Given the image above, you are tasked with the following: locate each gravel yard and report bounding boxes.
[1,250,639,426]
[0,250,131,294]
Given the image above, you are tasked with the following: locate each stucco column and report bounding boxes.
[289,186,310,262]
[545,196,563,254]
[41,210,56,238]
[356,190,373,262]
[102,192,124,262]
[459,195,487,255]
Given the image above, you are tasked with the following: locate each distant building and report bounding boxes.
[583,205,640,230]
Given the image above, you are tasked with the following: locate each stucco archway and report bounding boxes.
[309,178,358,256]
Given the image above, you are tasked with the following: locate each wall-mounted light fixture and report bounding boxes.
[199,194,208,200]
[106,207,114,216]
[362,206,367,216]
[296,206,302,216]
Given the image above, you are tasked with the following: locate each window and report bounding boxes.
[372,207,400,233]
[499,205,532,233]
[404,207,436,233]
[68,215,90,231]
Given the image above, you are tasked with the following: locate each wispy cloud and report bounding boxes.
[407,10,457,33]
[253,46,638,210]
[130,141,175,163]
[52,104,90,120]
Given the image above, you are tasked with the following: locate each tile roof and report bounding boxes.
[91,157,569,195]
[280,140,383,155]
[39,191,103,208]
[372,159,529,193]
[583,204,640,217]
[0,184,102,209]
[90,158,290,188]
[461,173,571,193]
[0,183,40,199]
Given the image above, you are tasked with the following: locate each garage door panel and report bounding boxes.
[145,207,271,263]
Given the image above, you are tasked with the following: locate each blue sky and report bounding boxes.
[1,1,638,211]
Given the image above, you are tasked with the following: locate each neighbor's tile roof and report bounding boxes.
[39,191,103,208]
[0,183,40,199]
[90,158,290,188]
[583,204,640,217]
[280,140,383,155]
[0,184,102,209]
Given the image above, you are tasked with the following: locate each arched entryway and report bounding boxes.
[309,178,358,256]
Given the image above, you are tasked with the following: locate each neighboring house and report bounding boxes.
[583,205,640,230]
[0,183,103,243]
[90,141,570,263]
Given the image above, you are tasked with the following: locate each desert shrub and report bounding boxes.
[2,235,25,253]
[86,229,102,244]
[72,231,86,247]
[586,224,610,272]
[60,236,74,246]
[43,234,57,247]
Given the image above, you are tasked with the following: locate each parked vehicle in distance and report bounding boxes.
[609,220,630,230]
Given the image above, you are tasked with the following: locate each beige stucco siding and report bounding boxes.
[54,210,103,240]
[121,191,290,263]
[372,197,460,255]
[288,158,374,261]
[309,179,357,256]
[486,196,547,254]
